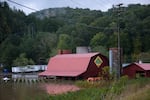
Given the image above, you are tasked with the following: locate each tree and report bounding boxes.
[90,32,108,47]
[19,32,57,63]
[91,46,108,57]
[1,3,150,68]
[57,34,72,50]
[13,53,35,66]
[91,16,111,28]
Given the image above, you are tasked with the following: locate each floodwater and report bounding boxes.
[0,73,80,100]
[0,82,48,100]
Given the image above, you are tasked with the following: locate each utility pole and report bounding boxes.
[114,3,123,79]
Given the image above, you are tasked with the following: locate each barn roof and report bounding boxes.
[39,53,99,77]
[135,63,150,70]
[124,63,150,70]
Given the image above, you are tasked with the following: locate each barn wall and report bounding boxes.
[146,71,150,77]
[123,64,145,78]
[81,56,99,79]
[80,54,109,79]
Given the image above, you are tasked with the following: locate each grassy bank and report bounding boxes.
[46,77,150,100]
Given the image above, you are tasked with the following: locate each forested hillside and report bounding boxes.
[0,1,150,69]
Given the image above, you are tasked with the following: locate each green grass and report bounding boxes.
[47,87,108,100]
[44,77,150,100]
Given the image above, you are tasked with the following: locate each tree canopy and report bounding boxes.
[0,1,150,69]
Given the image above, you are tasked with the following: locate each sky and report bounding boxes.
[2,0,150,15]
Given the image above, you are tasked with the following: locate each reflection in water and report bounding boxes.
[0,82,48,100]
[0,74,48,100]
[42,83,80,95]
[0,74,80,100]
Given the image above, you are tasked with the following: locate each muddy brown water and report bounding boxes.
[0,74,80,100]
[0,82,48,100]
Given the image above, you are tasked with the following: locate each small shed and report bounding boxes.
[123,63,150,78]
[39,53,108,79]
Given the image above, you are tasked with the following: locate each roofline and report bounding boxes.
[134,63,150,71]
[123,62,150,71]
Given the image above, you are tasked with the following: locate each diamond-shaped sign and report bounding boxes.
[94,56,103,68]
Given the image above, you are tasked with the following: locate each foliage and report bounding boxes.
[75,80,110,88]
[90,32,107,47]
[91,45,108,57]
[48,88,107,100]
[121,85,150,100]
[46,77,150,100]
[0,1,150,68]
[57,34,72,50]
[12,53,35,66]
[105,77,150,100]
[109,75,128,95]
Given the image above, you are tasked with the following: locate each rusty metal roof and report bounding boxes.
[39,53,99,77]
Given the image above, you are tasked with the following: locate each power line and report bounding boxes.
[7,0,37,11]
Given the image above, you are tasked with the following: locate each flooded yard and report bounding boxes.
[0,82,47,100]
[0,73,80,100]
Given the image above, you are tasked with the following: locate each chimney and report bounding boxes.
[58,49,72,55]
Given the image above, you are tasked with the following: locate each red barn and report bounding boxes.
[123,63,150,78]
[39,53,108,79]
